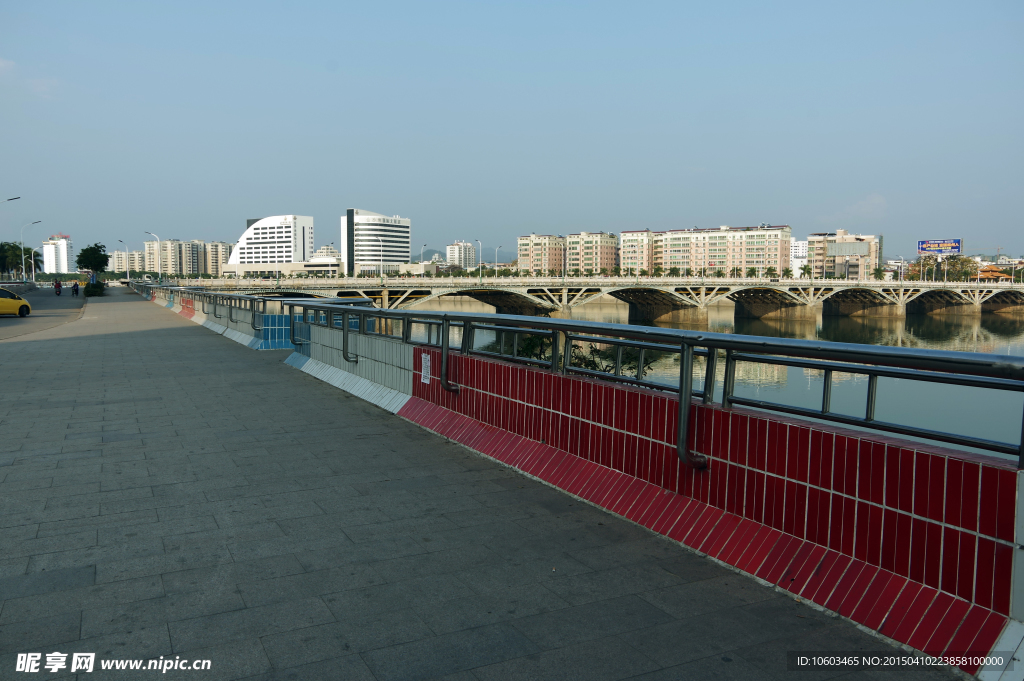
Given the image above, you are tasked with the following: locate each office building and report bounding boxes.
[226,216,314,271]
[790,240,809,275]
[566,232,618,274]
[341,209,411,276]
[517,234,566,275]
[446,241,477,269]
[41,234,75,274]
[807,230,883,280]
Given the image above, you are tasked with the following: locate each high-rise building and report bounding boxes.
[342,209,411,276]
[620,225,791,275]
[144,240,184,275]
[807,230,883,280]
[41,234,75,274]
[517,234,566,275]
[619,230,657,273]
[566,232,618,274]
[227,216,314,268]
[203,241,233,277]
[446,241,477,269]
[108,250,146,275]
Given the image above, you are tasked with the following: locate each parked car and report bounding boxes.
[0,287,32,317]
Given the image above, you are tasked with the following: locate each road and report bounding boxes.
[0,285,87,341]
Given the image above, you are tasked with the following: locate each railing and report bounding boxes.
[280,300,1024,469]
[130,283,1024,468]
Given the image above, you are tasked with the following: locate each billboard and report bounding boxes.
[917,239,962,255]
[826,242,870,256]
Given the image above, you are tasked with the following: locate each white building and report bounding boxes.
[446,241,477,269]
[204,241,233,277]
[226,216,314,273]
[41,234,75,274]
[108,250,146,275]
[342,209,411,276]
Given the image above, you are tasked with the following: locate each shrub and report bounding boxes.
[84,282,105,297]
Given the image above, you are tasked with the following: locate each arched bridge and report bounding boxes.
[180,278,1024,320]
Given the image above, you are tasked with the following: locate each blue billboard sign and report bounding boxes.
[917,239,962,255]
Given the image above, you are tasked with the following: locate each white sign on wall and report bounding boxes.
[421,354,431,384]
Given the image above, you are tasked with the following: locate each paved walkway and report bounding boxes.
[0,290,957,680]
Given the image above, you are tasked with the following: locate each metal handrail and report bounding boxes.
[283,301,1024,467]
[130,284,1024,467]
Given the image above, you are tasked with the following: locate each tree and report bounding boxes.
[713,269,725,277]
[76,243,109,273]
[640,269,649,277]
[571,268,581,277]
[745,267,758,278]
[765,266,778,278]
[599,268,608,276]
[652,265,664,277]
[668,267,680,277]
[872,267,885,281]
[612,266,621,276]
[729,267,742,278]
[800,264,812,278]
[684,268,693,277]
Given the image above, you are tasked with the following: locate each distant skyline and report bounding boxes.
[1,1,1021,259]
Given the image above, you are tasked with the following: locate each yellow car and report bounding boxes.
[0,287,32,317]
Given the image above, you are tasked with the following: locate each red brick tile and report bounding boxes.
[923,522,942,590]
[878,581,923,638]
[853,501,870,563]
[994,542,1012,615]
[813,430,835,489]
[890,587,939,644]
[655,497,696,537]
[866,442,885,505]
[958,611,1008,674]
[608,478,647,516]
[755,535,801,582]
[913,452,930,519]
[682,506,725,549]
[941,527,960,596]
[792,426,811,485]
[637,491,675,530]
[840,495,857,557]
[909,593,954,651]
[897,448,915,513]
[728,413,748,465]
[799,550,844,601]
[884,445,900,508]
[862,575,908,632]
[823,560,865,612]
[766,421,784,476]
[927,455,945,523]
[665,501,706,542]
[748,471,765,525]
[923,598,971,657]
[698,511,741,556]
[837,564,880,619]
[943,606,998,664]
[879,509,898,573]
[808,487,831,547]
[996,468,1017,543]
[944,459,964,529]
[974,536,996,611]
[712,409,730,460]
[752,418,768,471]
[850,569,893,626]
[734,526,782,575]
[622,484,663,523]
[785,544,828,596]
[832,436,850,495]
[955,532,976,603]
[958,461,980,533]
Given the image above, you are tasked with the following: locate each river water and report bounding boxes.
[415,296,1024,461]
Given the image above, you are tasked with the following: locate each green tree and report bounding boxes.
[652,265,664,277]
[872,267,885,281]
[76,243,109,273]
[765,266,778,278]
[599,267,608,276]
[781,268,793,278]
[729,267,742,277]
[684,268,693,277]
[639,268,649,277]
[668,266,680,277]
[612,266,621,276]
[800,264,812,278]
[745,267,758,278]
[713,269,725,277]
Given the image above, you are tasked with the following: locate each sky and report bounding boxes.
[1,1,1021,260]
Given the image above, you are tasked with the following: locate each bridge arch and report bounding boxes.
[982,289,1024,316]
[406,287,559,316]
[591,287,704,324]
[907,288,977,315]
[821,287,904,317]
[726,286,813,319]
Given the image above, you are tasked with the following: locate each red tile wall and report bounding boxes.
[403,348,1017,672]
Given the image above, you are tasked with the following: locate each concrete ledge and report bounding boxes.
[284,353,410,414]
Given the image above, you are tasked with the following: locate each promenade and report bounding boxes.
[0,289,957,680]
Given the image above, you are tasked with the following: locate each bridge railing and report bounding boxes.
[281,299,1024,469]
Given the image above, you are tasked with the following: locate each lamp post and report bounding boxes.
[420,243,428,278]
[5,197,19,203]
[145,232,161,284]
[495,246,502,278]
[475,240,482,284]
[376,236,384,286]
[20,220,41,281]
[898,256,905,282]
[29,247,39,281]
[118,240,130,282]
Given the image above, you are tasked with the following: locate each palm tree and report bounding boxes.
[668,267,680,277]
[765,266,778,278]
[800,264,812,279]
[781,268,793,278]
[872,267,885,281]
[729,267,742,278]
[745,267,758,278]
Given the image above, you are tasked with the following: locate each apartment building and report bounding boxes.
[204,241,233,277]
[107,250,146,275]
[565,232,618,274]
[517,234,566,275]
[41,234,75,274]
[807,229,883,280]
[621,225,791,275]
[446,241,477,269]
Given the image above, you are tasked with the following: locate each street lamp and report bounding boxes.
[118,240,130,282]
[20,220,41,280]
[375,236,384,285]
[28,247,40,282]
[495,246,502,278]
[897,256,905,282]
[475,240,482,284]
[420,243,428,278]
[145,232,161,284]
[5,197,19,203]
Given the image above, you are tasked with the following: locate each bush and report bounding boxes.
[84,282,105,297]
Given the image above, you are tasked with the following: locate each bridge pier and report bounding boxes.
[822,299,906,318]
[733,300,819,320]
[626,302,708,325]
[908,299,983,316]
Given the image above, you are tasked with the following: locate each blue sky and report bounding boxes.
[1,1,1021,259]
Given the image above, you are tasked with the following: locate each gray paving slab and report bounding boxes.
[0,289,959,680]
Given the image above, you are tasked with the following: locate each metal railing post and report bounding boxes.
[677,342,707,469]
[866,374,878,421]
[822,370,833,414]
[722,349,736,409]
[441,314,459,393]
[550,328,560,373]
[703,347,718,404]
[342,311,358,363]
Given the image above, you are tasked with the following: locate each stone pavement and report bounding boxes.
[0,289,958,680]
[0,285,86,341]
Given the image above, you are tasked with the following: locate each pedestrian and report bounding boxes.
[72,281,79,297]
